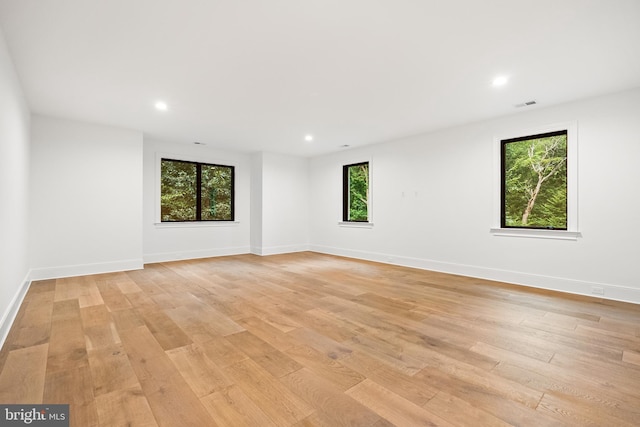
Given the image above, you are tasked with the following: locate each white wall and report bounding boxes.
[254,152,309,255]
[250,152,264,253]
[143,139,251,263]
[309,88,640,304]
[30,116,143,279]
[0,28,31,345]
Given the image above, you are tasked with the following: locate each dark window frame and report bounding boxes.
[500,129,568,230]
[342,161,370,222]
[161,158,235,222]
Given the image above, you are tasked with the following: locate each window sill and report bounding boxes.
[490,228,581,241]
[155,221,240,229]
[338,222,374,228]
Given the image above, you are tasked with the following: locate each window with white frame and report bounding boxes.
[492,122,579,239]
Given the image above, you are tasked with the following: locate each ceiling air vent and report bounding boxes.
[515,100,537,108]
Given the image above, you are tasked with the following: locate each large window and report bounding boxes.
[501,130,567,230]
[343,162,369,222]
[161,158,234,222]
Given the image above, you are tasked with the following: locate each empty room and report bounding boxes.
[1,1,639,426]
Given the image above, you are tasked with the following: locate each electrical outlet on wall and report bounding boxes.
[591,287,605,296]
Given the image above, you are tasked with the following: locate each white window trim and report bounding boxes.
[154,221,240,228]
[489,227,581,240]
[155,151,239,225]
[339,156,373,227]
[338,221,374,228]
[491,121,579,241]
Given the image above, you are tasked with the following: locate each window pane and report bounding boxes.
[348,163,369,221]
[201,164,233,220]
[503,131,567,229]
[161,160,197,221]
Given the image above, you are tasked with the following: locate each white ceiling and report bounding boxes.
[1,0,639,157]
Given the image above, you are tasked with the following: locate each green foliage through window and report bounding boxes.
[161,159,234,222]
[343,162,369,222]
[502,130,567,229]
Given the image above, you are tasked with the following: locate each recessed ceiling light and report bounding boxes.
[154,101,168,111]
[304,134,313,142]
[492,76,508,87]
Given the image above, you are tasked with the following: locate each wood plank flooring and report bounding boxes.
[1,252,639,426]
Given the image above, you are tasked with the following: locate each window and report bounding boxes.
[160,158,234,222]
[501,130,567,230]
[343,162,369,222]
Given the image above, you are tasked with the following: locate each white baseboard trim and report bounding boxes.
[144,247,250,264]
[251,244,310,256]
[310,245,640,305]
[0,271,32,351]
[30,259,144,281]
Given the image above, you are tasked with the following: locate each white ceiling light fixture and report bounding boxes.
[304,134,314,142]
[154,101,168,111]
[492,76,509,87]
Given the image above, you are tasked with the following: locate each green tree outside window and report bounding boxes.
[502,131,567,229]
[343,162,369,222]
[161,159,234,222]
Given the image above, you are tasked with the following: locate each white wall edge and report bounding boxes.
[144,247,250,264]
[251,244,310,256]
[0,271,32,350]
[30,259,144,281]
[310,244,640,305]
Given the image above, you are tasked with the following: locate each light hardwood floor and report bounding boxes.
[1,252,639,426]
